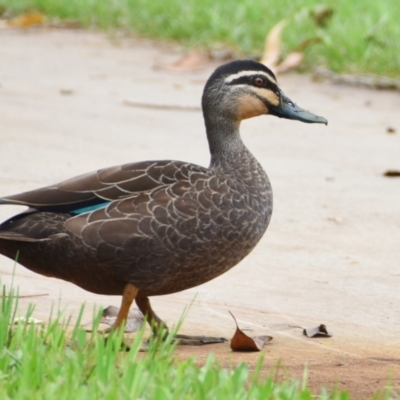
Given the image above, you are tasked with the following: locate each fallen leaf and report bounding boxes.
[276,52,304,74]
[260,19,287,69]
[60,89,74,96]
[275,38,321,74]
[310,5,334,27]
[102,305,144,333]
[174,334,227,346]
[229,311,272,352]
[84,305,144,333]
[8,12,47,28]
[167,51,210,71]
[260,23,320,74]
[294,37,322,53]
[386,126,396,134]
[303,324,332,338]
[383,170,400,177]
[327,216,343,223]
[210,49,236,62]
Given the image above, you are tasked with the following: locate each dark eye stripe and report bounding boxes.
[228,75,278,92]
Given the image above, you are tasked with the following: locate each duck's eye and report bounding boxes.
[254,77,264,87]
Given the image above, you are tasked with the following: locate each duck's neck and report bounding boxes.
[204,114,263,187]
[205,113,247,165]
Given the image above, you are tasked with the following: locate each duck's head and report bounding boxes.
[202,60,327,125]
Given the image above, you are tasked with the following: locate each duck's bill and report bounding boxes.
[270,92,328,125]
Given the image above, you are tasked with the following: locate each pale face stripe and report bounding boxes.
[234,85,280,106]
[251,87,280,106]
[224,70,277,85]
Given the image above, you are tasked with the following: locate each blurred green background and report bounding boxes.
[1,0,399,76]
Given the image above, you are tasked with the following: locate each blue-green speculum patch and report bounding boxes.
[71,201,110,215]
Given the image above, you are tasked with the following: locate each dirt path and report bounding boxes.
[0,28,399,398]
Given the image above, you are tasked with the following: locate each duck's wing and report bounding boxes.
[0,160,208,213]
[63,171,233,293]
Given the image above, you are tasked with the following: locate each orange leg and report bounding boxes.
[111,282,139,330]
[135,295,167,336]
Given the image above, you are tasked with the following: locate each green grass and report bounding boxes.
[1,0,400,77]
[0,284,359,400]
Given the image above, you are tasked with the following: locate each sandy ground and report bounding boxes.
[0,28,399,398]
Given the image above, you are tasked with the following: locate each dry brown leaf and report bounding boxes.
[294,37,322,53]
[303,324,332,338]
[383,170,400,177]
[60,89,74,96]
[327,216,343,223]
[174,334,228,346]
[101,305,144,333]
[261,22,322,74]
[229,311,272,352]
[168,51,210,71]
[310,5,334,27]
[84,305,144,333]
[8,12,47,28]
[260,20,287,69]
[276,52,304,74]
[276,38,321,74]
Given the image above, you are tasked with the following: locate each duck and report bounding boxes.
[0,60,327,342]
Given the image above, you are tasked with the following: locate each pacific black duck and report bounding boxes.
[0,60,327,341]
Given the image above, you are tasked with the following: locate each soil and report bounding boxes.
[0,28,399,398]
